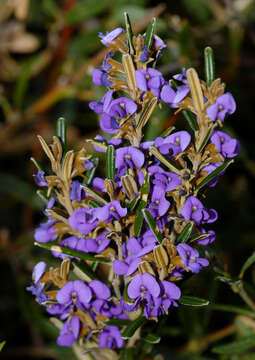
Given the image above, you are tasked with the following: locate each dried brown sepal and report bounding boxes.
[121,174,138,199]
[186,68,204,118]
[122,54,137,97]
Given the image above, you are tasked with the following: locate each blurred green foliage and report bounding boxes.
[1,0,255,359]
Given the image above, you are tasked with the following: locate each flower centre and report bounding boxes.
[155,200,159,205]
[120,103,125,109]
[192,206,197,212]
[125,155,131,159]
[110,206,115,212]
[146,75,150,80]
[218,105,223,111]
[220,137,225,144]
[191,256,196,263]
[175,137,180,144]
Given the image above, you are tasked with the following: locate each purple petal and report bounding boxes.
[128,274,143,299]
[135,70,148,91]
[142,273,160,297]
[160,85,176,104]
[113,260,128,275]
[32,261,46,284]
[89,280,110,299]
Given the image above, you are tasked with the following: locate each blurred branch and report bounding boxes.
[0,3,166,149]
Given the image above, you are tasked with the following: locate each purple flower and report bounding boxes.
[57,316,80,347]
[155,131,191,157]
[102,51,114,70]
[211,130,240,158]
[34,219,57,243]
[161,280,181,311]
[128,273,160,300]
[177,243,209,273]
[206,92,236,121]
[181,196,218,225]
[33,170,48,187]
[56,280,92,310]
[26,261,48,304]
[161,84,190,106]
[92,69,111,87]
[153,35,166,50]
[89,280,111,300]
[116,146,145,174]
[148,165,182,192]
[140,46,149,62]
[98,28,124,46]
[94,200,127,223]
[148,185,170,217]
[98,326,123,348]
[173,68,188,84]
[108,97,138,118]
[69,208,98,235]
[135,68,165,98]
[70,180,85,201]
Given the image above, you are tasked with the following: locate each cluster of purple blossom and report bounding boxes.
[28,23,240,352]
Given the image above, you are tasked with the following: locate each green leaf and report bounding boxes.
[179,296,209,307]
[72,261,96,280]
[137,97,157,130]
[212,335,255,354]
[104,319,131,326]
[142,209,163,243]
[124,12,135,54]
[144,333,161,344]
[81,185,108,205]
[88,199,102,208]
[36,190,49,204]
[31,157,43,171]
[209,304,255,318]
[198,126,214,153]
[128,195,140,211]
[204,47,215,87]
[144,18,156,50]
[34,242,110,263]
[134,173,150,237]
[177,222,193,243]
[189,232,211,243]
[0,341,6,351]
[183,110,199,131]
[122,315,145,339]
[42,0,60,18]
[56,117,67,149]
[239,252,255,279]
[159,126,176,138]
[83,158,99,186]
[106,145,115,180]
[196,159,234,191]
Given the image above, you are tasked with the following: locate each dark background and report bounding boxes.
[1,0,255,359]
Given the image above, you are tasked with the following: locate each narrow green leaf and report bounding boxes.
[31,157,43,171]
[183,110,199,131]
[137,97,157,130]
[56,117,67,149]
[177,222,193,243]
[124,12,135,54]
[198,126,214,153]
[106,145,115,180]
[0,341,6,351]
[73,261,97,280]
[144,18,156,50]
[36,190,49,204]
[209,304,255,319]
[81,185,108,205]
[104,319,131,326]
[83,158,99,186]
[34,242,110,263]
[212,335,255,354]
[179,296,209,307]
[160,126,175,138]
[122,315,145,339]
[142,209,163,243]
[239,252,255,279]
[120,348,134,360]
[128,195,140,211]
[150,146,181,172]
[197,159,234,191]
[144,333,161,344]
[134,173,150,237]
[204,46,215,87]
[189,232,211,243]
[88,199,102,208]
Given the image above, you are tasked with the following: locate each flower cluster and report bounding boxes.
[28,17,239,356]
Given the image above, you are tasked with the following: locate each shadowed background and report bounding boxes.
[1,0,255,359]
